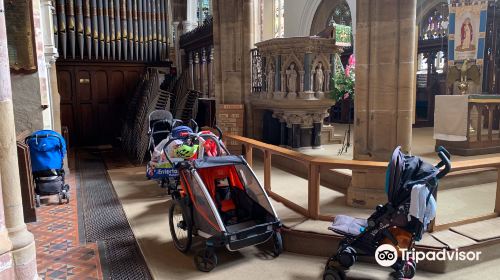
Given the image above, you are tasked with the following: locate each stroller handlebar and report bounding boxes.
[215,126,223,140]
[435,146,451,179]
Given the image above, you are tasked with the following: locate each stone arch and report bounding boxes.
[281,52,303,73]
[417,0,449,39]
[311,54,330,72]
[309,0,353,36]
[417,0,449,24]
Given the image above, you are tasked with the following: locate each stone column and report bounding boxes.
[312,112,328,149]
[284,113,302,149]
[208,47,214,98]
[272,112,286,146]
[300,114,313,148]
[201,48,208,96]
[194,51,200,91]
[301,52,313,99]
[188,52,194,89]
[184,0,198,32]
[212,0,255,109]
[0,1,38,278]
[41,0,60,131]
[0,172,14,279]
[351,0,417,208]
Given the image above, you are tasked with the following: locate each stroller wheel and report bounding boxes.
[323,267,346,280]
[169,201,192,253]
[194,249,217,272]
[401,259,416,279]
[35,195,41,208]
[338,246,357,269]
[65,192,71,204]
[58,193,63,204]
[273,231,283,257]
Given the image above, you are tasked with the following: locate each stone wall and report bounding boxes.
[11,73,44,134]
[7,0,52,135]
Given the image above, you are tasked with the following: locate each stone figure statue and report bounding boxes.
[315,62,324,92]
[286,63,298,93]
[268,64,275,92]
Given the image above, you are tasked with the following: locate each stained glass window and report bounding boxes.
[197,0,211,25]
[420,3,449,40]
[274,0,284,38]
[327,2,352,27]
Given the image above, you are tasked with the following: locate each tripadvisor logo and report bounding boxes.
[375,244,398,267]
[375,244,482,267]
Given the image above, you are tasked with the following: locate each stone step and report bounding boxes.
[274,198,500,274]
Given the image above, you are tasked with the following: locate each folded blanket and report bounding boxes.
[329,215,368,236]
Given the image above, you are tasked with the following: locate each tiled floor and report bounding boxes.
[27,172,103,280]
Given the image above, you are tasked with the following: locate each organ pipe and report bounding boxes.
[67,0,76,59]
[83,0,91,58]
[97,0,104,59]
[57,0,66,59]
[75,0,83,58]
[53,0,169,62]
[91,0,98,59]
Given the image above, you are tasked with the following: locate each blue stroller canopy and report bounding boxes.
[26,130,66,172]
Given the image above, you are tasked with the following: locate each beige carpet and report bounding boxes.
[107,166,500,280]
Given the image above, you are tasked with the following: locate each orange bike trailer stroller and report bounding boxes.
[168,137,283,272]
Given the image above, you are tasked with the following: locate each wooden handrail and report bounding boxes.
[227,135,316,162]
[226,134,500,232]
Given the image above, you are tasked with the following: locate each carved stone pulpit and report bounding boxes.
[250,36,342,149]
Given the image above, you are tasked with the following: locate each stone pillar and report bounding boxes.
[0,1,38,278]
[274,55,284,98]
[41,0,60,131]
[208,47,214,98]
[312,112,327,149]
[188,52,194,89]
[201,48,208,96]
[212,0,254,109]
[351,0,416,208]
[300,114,313,148]
[0,172,15,279]
[284,113,302,149]
[301,51,314,99]
[184,0,198,32]
[194,51,200,91]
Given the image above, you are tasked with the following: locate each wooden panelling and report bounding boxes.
[57,62,146,146]
[16,132,36,223]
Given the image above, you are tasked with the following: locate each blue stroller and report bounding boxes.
[26,130,70,207]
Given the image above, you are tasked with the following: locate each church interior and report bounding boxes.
[1,0,500,279]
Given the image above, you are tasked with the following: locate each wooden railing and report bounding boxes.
[226,134,500,232]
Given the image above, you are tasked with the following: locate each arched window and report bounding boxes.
[327,2,352,27]
[274,0,284,38]
[419,3,449,40]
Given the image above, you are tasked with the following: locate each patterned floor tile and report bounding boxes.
[27,171,103,280]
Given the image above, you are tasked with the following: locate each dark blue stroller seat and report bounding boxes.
[26,130,70,206]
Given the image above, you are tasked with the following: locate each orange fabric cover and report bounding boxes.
[220,199,236,212]
[197,165,244,199]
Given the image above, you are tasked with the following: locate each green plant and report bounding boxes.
[330,55,355,101]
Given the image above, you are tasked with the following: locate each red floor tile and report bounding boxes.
[28,172,103,280]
